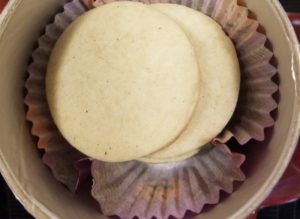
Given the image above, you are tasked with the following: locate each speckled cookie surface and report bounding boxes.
[142,4,240,160]
[46,1,199,162]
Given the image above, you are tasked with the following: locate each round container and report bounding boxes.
[0,0,299,218]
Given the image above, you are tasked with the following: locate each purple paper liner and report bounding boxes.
[25,0,86,149]
[42,138,88,192]
[91,144,245,219]
[209,0,278,145]
[25,0,89,192]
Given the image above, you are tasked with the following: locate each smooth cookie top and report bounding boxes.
[46,1,200,162]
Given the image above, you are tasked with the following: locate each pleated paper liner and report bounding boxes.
[210,0,278,145]
[25,1,88,150]
[42,137,91,192]
[91,144,245,219]
[24,0,89,192]
[23,0,278,218]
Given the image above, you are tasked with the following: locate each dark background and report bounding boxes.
[0,0,300,218]
[282,0,300,12]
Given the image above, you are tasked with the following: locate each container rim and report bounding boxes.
[229,0,300,218]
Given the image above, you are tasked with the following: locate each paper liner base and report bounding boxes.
[91,144,245,219]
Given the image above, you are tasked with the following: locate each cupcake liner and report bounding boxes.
[74,157,93,183]
[24,0,278,218]
[91,144,245,219]
[42,139,89,192]
[25,0,86,149]
[25,0,88,192]
[209,1,278,145]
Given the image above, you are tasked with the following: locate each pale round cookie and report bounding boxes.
[141,4,240,161]
[46,1,200,162]
[138,149,200,164]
